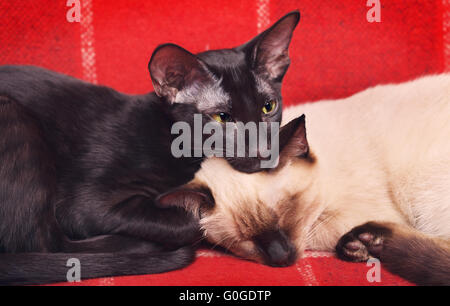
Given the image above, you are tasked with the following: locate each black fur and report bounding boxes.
[0,245,195,285]
[0,81,200,285]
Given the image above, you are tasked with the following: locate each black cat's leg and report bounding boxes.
[58,192,202,249]
[336,221,450,286]
[0,96,63,252]
[101,196,202,249]
[62,234,168,253]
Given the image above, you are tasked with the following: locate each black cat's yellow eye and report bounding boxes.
[212,112,232,123]
[262,100,277,114]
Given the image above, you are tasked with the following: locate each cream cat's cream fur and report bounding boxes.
[161,74,450,285]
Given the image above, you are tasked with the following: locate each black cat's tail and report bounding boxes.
[0,247,195,286]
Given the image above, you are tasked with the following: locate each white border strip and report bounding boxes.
[256,0,270,33]
[304,250,334,258]
[80,0,98,84]
[444,0,450,71]
[296,259,319,286]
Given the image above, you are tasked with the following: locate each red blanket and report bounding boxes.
[2,0,449,286]
[49,250,412,286]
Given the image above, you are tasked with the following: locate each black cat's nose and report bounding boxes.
[253,229,297,267]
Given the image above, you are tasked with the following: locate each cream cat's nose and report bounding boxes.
[253,229,297,267]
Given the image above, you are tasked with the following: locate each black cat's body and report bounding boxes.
[0,67,201,285]
[0,65,201,250]
[0,11,300,285]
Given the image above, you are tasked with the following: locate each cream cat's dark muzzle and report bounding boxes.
[253,229,297,267]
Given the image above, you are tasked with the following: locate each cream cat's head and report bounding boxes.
[157,115,317,266]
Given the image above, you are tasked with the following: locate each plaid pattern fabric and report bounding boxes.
[2,0,449,286]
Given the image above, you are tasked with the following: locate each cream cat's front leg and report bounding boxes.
[336,221,450,286]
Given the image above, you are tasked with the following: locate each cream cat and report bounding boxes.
[158,74,450,285]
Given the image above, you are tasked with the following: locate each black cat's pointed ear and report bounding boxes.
[279,114,309,158]
[148,44,213,103]
[155,185,215,211]
[251,11,300,81]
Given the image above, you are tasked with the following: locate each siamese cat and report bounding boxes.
[0,11,300,285]
[158,74,450,286]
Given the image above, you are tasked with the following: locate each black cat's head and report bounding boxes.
[148,11,300,173]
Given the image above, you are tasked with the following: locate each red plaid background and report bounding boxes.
[2,0,449,285]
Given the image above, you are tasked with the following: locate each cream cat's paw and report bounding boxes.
[335,222,392,262]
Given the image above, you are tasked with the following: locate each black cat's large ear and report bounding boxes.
[279,114,309,158]
[155,185,215,211]
[148,44,213,103]
[250,11,300,81]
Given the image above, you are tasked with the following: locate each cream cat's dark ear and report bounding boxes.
[148,44,213,103]
[250,11,300,81]
[279,114,309,158]
[155,185,214,211]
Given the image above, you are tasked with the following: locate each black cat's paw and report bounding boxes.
[336,222,393,262]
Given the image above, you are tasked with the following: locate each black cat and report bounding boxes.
[0,11,300,285]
